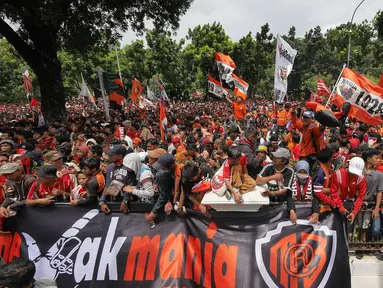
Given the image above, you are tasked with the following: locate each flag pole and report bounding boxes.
[97,66,110,122]
[115,46,123,83]
[325,64,346,108]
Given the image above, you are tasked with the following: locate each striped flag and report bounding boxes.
[317,77,331,97]
[214,52,236,82]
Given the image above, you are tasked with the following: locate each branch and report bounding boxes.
[0,17,38,66]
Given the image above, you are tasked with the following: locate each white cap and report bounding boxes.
[349,157,365,176]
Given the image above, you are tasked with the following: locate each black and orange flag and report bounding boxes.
[130,78,144,103]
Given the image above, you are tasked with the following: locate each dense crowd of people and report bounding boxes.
[0,94,383,260]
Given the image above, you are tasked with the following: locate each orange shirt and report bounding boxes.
[292,114,324,157]
[232,103,246,120]
[277,109,289,126]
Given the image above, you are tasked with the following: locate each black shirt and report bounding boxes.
[258,164,295,210]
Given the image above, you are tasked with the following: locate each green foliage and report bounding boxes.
[1,10,383,104]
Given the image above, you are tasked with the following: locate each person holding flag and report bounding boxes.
[225,93,246,127]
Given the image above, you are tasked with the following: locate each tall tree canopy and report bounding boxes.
[0,0,194,121]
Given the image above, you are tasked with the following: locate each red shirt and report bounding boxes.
[292,144,301,161]
[331,168,366,215]
[223,155,248,180]
[27,173,74,199]
[0,175,5,204]
[349,138,360,150]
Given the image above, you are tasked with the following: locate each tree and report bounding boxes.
[0,0,193,121]
[0,39,36,103]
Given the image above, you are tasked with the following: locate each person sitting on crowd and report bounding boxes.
[218,146,249,203]
[71,157,105,206]
[0,163,36,222]
[331,157,367,224]
[226,95,247,124]
[257,148,296,223]
[146,153,176,223]
[291,110,325,169]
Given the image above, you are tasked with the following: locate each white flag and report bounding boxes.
[274,35,297,103]
[147,86,158,101]
[80,74,98,109]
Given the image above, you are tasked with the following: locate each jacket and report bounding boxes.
[1,174,36,208]
[237,138,262,178]
[291,114,325,157]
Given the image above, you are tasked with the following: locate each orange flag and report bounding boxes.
[331,67,383,125]
[130,78,144,103]
[379,72,383,88]
[109,91,124,106]
[234,87,247,101]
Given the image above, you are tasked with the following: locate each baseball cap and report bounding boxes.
[256,145,268,153]
[271,148,291,160]
[20,143,34,151]
[36,165,58,179]
[107,145,127,157]
[303,111,315,119]
[0,140,15,147]
[0,162,20,175]
[45,151,63,162]
[349,157,365,176]
[153,153,175,171]
[148,148,167,159]
[269,134,279,142]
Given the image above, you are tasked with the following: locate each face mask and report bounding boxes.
[296,173,309,180]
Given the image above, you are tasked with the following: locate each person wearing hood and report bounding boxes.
[146,153,176,223]
[0,140,16,154]
[238,128,262,179]
[291,160,314,207]
[121,153,154,213]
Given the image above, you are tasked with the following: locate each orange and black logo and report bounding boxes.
[256,221,336,288]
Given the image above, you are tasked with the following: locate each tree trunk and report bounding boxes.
[34,58,66,123]
[0,18,66,124]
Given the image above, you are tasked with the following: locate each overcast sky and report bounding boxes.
[121,0,381,46]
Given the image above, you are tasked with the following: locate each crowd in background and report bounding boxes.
[0,95,383,261]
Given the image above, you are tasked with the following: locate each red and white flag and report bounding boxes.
[208,75,228,98]
[160,103,167,143]
[317,77,331,97]
[214,52,236,81]
[227,73,249,99]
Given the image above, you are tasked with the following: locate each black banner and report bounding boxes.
[0,205,351,288]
